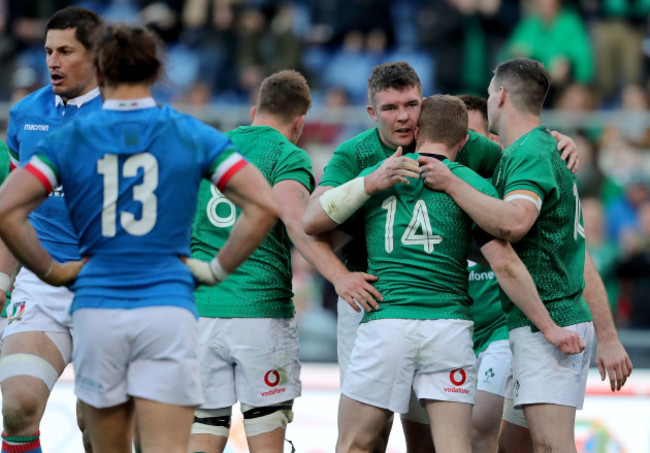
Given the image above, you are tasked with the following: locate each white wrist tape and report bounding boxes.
[209,256,230,283]
[319,177,370,224]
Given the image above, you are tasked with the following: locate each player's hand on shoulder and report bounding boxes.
[596,338,633,392]
[364,147,420,194]
[41,259,87,287]
[543,325,585,355]
[335,271,383,313]
[550,130,579,174]
[417,155,453,192]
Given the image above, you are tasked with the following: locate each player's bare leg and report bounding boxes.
[402,419,435,452]
[247,427,286,453]
[425,400,472,453]
[189,432,227,453]
[471,390,505,453]
[523,403,577,453]
[78,399,134,453]
[1,332,65,435]
[76,400,93,452]
[497,419,532,453]
[336,395,392,453]
[134,398,194,453]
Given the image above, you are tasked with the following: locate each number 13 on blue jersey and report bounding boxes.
[97,153,159,237]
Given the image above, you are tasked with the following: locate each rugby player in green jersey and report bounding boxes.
[304,61,582,453]
[419,57,633,453]
[459,95,513,453]
[188,70,380,453]
[318,95,583,453]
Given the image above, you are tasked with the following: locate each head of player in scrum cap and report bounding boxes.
[95,23,163,91]
[250,69,312,144]
[366,61,423,150]
[45,6,103,102]
[487,57,551,137]
[415,94,469,160]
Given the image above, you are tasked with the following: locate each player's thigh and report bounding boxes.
[472,389,504,452]
[135,397,194,453]
[337,394,392,453]
[342,319,418,414]
[78,399,134,453]
[228,317,301,408]
[523,403,577,452]
[497,418,532,453]
[424,400,472,453]
[0,330,67,418]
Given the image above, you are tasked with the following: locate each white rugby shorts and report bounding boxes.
[476,339,511,397]
[509,322,594,410]
[4,267,74,336]
[197,317,301,409]
[72,306,201,409]
[336,297,364,383]
[342,318,476,414]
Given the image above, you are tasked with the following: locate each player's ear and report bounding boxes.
[291,114,306,144]
[414,126,419,142]
[250,106,257,122]
[366,104,377,121]
[458,133,469,150]
[498,87,506,107]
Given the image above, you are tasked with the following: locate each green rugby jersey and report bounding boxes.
[359,154,499,322]
[493,127,591,330]
[320,128,501,271]
[191,126,314,318]
[468,261,508,354]
[0,141,9,319]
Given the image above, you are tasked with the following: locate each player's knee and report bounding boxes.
[472,413,496,439]
[241,401,294,438]
[336,430,377,453]
[191,407,232,438]
[2,397,40,434]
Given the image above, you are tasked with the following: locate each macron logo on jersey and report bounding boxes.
[23,124,50,132]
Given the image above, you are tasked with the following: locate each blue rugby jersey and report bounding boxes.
[6,85,102,262]
[26,98,247,315]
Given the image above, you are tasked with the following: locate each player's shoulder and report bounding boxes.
[162,105,223,139]
[335,128,380,152]
[9,85,54,116]
[513,127,556,155]
[450,161,497,195]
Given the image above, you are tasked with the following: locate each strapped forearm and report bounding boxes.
[318,177,369,225]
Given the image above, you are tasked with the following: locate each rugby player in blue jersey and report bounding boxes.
[0,8,103,453]
[0,23,279,453]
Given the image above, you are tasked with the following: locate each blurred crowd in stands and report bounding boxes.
[3,0,650,357]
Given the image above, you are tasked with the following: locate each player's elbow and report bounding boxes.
[256,199,280,230]
[0,203,19,236]
[303,204,326,236]
[499,221,527,243]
